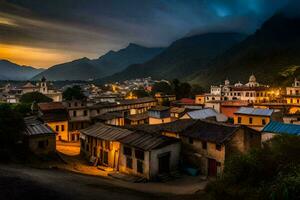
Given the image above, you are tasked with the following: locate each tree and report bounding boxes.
[151,81,173,95]
[206,135,300,200]
[20,92,53,104]
[0,104,25,148]
[63,85,86,101]
[132,89,150,98]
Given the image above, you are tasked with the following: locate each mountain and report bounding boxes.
[100,32,246,83]
[190,13,300,87]
[0,60,44,80]
[32,43,164,81]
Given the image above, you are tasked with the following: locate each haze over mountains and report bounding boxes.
[32,44,164,81]
[0,60,44,80]
[1,12,300,88]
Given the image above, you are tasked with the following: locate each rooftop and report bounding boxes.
[119,131,179,151]
[262,121,300,135]
[23,116,56,136]
[38,102,65,111]
[148,106,169,112]
[235,107,274,116]
[182,120,240,144]
[80,123,132,141]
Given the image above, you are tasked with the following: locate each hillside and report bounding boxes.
[190,13,300,87]
[33,43,164,81]
[100,32,246,83]
[0,60,43,80]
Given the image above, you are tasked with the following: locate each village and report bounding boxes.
[1,74,299,196]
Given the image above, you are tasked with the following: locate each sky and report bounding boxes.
[0,0,295,68]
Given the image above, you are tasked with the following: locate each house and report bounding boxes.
[80,123,132,169]
[148,106,171,124]
[96,112,125,126]
[23,116,56,154]
[38,102,70,141]
[118,131,181,180]
[220,100,251,119]
[22,77,62,102]
[125,113,149,125]
[154,93,176,105]
[180,120,261,176]
[170,107,186,121]
[234,107,282,130]
[284,78,300,113]
[181,108,228,122]
[205,100,223,113]
[261,121,300,142]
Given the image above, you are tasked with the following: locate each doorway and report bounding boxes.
[208,158,217,176]
[158,152,170,174]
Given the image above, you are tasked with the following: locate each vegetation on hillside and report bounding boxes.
[63,85,86,100]
[206,135,300,200]
[20,92,53,104]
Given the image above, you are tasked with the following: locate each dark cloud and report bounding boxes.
[0,0,297,67]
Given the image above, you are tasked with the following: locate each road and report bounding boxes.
[0,164,207,200]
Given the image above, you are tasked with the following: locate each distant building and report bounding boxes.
[234,107,282,130]
[207,74,272,103]
[262,121,300,141]
[21,77,62,102]
[284,78,300,113]
[38,102,70,141]
[23,116,56,154]
[148,106,171,125]
[154,93,176,105]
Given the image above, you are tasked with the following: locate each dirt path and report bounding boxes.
[0,164,207,200]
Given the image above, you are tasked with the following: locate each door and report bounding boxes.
[158,152,170,174]
[208,158,217,176]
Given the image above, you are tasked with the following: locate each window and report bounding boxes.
[188,137,194,144]
[202,141,207,149]
[135,149,144,160]
[216,162,221,167]
[38,141,45,149]
[123,146,132,156]
[126,157,133,169]
[61,125,65,131]
[262,119,266,125]
[75,102,78,107]
[249,117,253,124]
[84,110,88,116]
[55,125,59,132]
[238,117,241,124]
[137,160,143,173]
[104,141,110,150]
[216,144,222,151]
[103,151,108,165]
[73,110,77,117]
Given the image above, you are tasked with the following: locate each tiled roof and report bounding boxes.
[185,108,228,122]
[235,107,274,116]
[119,131,179,151]
[23,116,56,136]
[125,113,148,121]
[262,121,300,135]
[80,123,132,141]
[182,120,240,144]
[21,82,37,89]
[38,102,65,111]
[148,106,169,112]
[96,112,123,121]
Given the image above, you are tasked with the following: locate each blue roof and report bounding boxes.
[262,121,300,135]
[235,107,274,116]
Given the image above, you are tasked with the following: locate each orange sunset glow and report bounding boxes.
[0,44,84,68]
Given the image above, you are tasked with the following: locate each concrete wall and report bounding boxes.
[27,135,56,154]
[149,117,171,125]
[149,142,181,179]
[47,121,69,141]
[234,114,270,128]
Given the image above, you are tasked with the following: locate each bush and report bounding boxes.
[206,135,300,200]
[20,92,53,104]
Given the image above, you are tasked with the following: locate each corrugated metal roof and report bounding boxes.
[262,121,300,135]
[80,123,132,141]
[235,107,274,116]
[186,108,228,122]
[119,131,179,151]
[24,116,56,136]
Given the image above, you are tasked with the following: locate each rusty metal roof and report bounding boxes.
[23,116,56,136]
[80,123,132,141]
[119,131,179,151]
